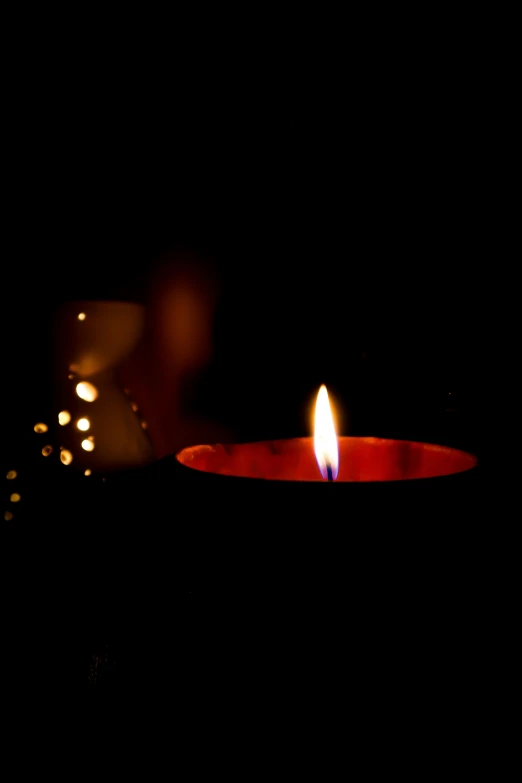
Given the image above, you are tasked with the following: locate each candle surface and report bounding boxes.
[177,437,477,482]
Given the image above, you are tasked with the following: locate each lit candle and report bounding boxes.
[176,386,477,482]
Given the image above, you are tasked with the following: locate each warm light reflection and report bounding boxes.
[34,423,48,433]
[10,493,21,503]
[84,469,92,476]
[77,417,90,431]
[60,449,73,465]
[68,373,75,379]
[314,385,339,480]
[81,438,95,452]
[141,421,148,429]
[76,382,98,402]
[42,445,53,456]
[131,402,138,412]
[6,470,17,480]
[58,410,71,426]
[78,312,86,321]
[4,511,13,521]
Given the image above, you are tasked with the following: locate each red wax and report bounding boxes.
[176,437,477,482]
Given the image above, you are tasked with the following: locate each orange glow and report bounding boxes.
[60,449,73,465]
[6,470,17,480]
[42,445,53,456]
[84,469,92,476]
[76,382,98,402]
[10,493,21,503]
[77,417,90,431]
[314,385,339,480]
[81,438,95,452]
[34,423,48,433]
[58,410,71,426]
[78,312,86,321]
[4,511,13,521]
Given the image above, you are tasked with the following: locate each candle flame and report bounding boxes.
[314,385,339,480]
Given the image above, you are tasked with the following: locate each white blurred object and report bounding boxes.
[52,301,154,472]
[55,300,145,378]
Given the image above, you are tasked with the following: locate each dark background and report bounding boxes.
[0,57,504,698]
[2,134,490,462]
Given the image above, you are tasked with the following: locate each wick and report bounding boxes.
[326,460,333,482]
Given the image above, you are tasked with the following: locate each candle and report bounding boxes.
[83,386,482,697]
[176,385,477,482]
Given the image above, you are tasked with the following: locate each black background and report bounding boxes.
[0,43,506,701]
[2,128,490,458]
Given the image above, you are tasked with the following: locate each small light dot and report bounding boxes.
[141,421,148,429]
[60,449,73,465]
[68,373,75,380]
[6,470,17,480]
[77,418,90,431]
[78,312,86,321]
[131,402,138,412]
[58,410,71,426]
[4,511,13,521]
[81,438,95,452]
[34,423,48,433]
[84,469,92,476]
[42,445,53,456]
[76,382,98,402]
[10,493,21,503]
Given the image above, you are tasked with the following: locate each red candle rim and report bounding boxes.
[176,437,478,482]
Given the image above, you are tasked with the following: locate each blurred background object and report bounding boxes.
[117,252,229,457]
[52,300,154,473]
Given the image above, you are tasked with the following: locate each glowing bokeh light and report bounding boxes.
[76,382,98,402]
[10,493,21,503]
[77,418,90,431]
[84,469,92,476]
[78,312,86,321]
[58,410,71,426]
[141,421,148,429]
[42,445,53,456]
[4,511,13,521]
[60,449,73,465]
[34,423,48,433]
[131,402,138,412]
[81,438,95,452]
[6,470,17,480]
